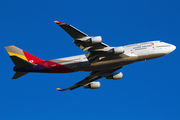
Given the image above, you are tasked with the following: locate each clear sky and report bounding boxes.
[1,0,180,120]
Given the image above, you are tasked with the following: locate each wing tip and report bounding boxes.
[56,88,63,91]
[54,21,64,25]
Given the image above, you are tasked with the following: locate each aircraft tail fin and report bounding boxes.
[4,45,44,64]
[5,45,44,79]
[12,72,29,79]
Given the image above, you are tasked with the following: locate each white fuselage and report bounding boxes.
[50,41,176,72]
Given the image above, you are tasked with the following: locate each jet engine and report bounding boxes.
[84,82,101,89]
[108,47,124,54]
[85,36,102,44]
[106,72,123,80]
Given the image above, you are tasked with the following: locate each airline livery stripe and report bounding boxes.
[8,52,28,61]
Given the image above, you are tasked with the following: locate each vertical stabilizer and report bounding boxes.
[4,45,44,79]
[4,45,44,64]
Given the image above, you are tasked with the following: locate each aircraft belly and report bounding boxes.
[56,61,89,72]
[50,52,167,72]
[82,56,138,71]
[135,53,166,62]
[81,53,166,71]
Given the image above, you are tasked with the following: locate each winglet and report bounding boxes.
[54,21,64,25]
[56,88,64,91]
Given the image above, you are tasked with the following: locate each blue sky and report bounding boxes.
[1,0,180,119]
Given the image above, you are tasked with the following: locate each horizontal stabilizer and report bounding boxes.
[10,56,37,69]
[12,72,29,79]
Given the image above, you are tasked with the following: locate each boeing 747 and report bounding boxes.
[5,21,176,91]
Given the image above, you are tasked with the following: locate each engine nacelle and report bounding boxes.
[106,72,123,80]
[108,47,124,54]
[85,36,102,44]
[84,82,101,89]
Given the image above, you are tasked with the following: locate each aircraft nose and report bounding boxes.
[172,45,176,51]
[166,44,176,54]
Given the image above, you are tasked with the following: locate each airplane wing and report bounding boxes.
[54,21,109,51]
[56,67,122,91]
[54,21,116,63]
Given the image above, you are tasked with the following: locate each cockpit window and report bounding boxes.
[159,41,163,42]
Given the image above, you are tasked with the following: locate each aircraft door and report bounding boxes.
[130,48,135,56]
[152,43,156,50]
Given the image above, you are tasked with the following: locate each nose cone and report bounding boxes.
[166,44,176,54]
[172,45,176,51]
[170,45,176,53]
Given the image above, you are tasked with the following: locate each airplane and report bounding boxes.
[4,21,176,91]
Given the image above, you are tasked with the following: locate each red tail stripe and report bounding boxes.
[23,50,44,63]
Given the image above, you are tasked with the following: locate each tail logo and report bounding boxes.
[29,60,34,63]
